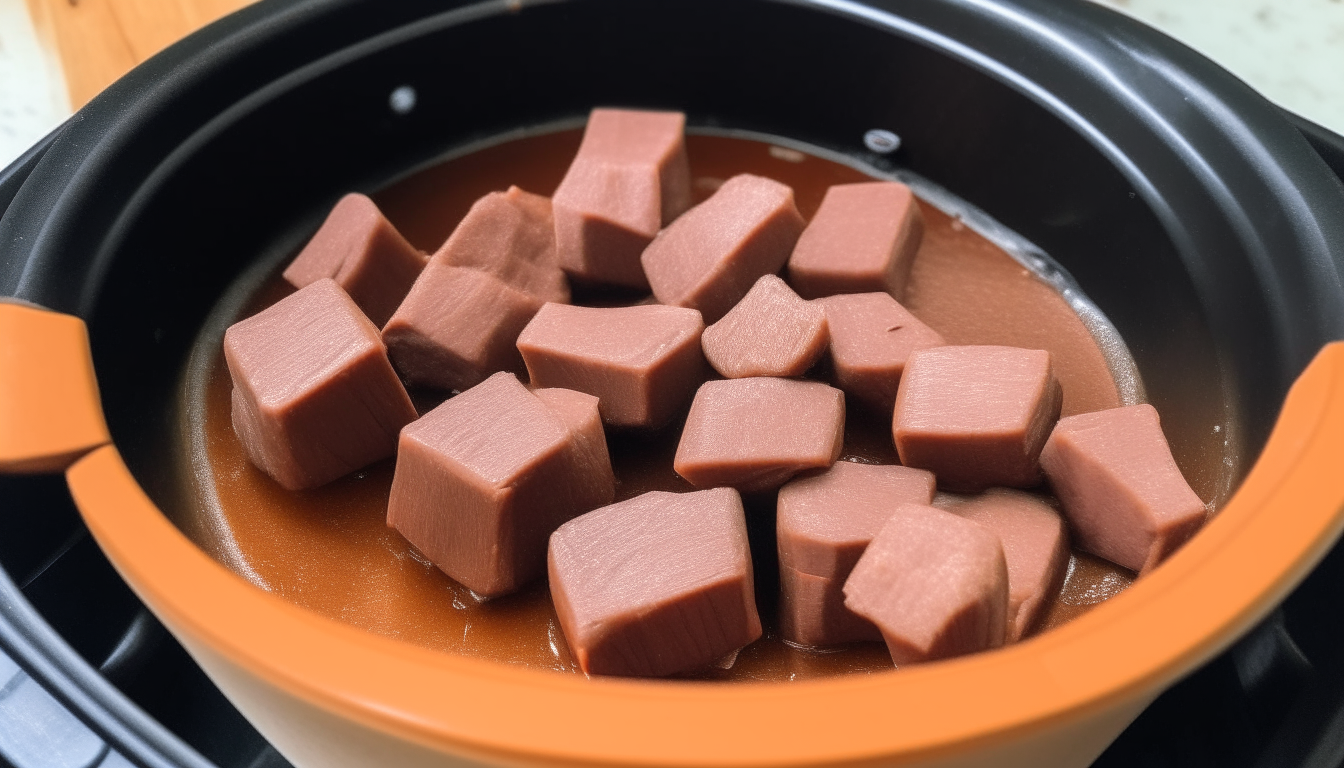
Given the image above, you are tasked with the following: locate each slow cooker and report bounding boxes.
[3,0,1344,765]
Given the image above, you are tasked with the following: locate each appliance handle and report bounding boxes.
[1282,109,1344,187]
[0,301,110,473]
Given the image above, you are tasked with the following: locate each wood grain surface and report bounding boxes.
[25,0,253,108]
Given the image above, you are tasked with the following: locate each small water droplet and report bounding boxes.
[389,85,417,115]
[863,128,901,154]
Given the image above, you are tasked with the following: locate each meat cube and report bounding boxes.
[1039,404,1206,574]
[779,566,882,648]
[548,488,761,677]
[893,346,1063,491]
[532,387,616,507]
[776,461,936,646]
[946,488,1069,641]
[382,264,542,391]
[282,193,428,327]
[674,377,845,493]
[700,274,828,379]
[642,174,806,322]
[843,502,1009,665]
[552,109,692,289]
[821,292,945,412]
[432,186,569,304]
[387,373,615,598]
[516,303,706,428]
[787,181,924,300]
[224,279,417,490]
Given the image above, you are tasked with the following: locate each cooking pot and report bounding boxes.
[3,0,1344,765]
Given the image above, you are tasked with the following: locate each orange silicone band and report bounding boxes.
[0,301,110,473]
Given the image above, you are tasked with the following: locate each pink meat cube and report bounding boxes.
[224,279,417,490]
[674,377,845,493]
[779,566,881,648]
[893,345,1063,490]
[641,174,806,322]
[700,274,829,379]
[821,292,946,412]
[387,373,615,598]
[776,461,936,646]
[282,193,428,327]
[787,181,925,300]
[1039,404,1206,574]
[548,488,761,677]
[946,488,1069,641]
[382,264,542,391]
[532,387,618,511]
[552,109,693,289]
[843,503,1009,665]
[515,302,706,428]
[431,186,569,304]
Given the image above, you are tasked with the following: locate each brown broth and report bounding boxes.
[183,130,1136,681]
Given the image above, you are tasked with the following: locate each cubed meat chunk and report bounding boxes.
[787,181,924,300]
[1039,404,1205,574]
[282,193,427,327]
[893,346,1062,490]
[642,174,806,322]
[777,461,936,646]
[382,264,542,391]
[843,503,1009,665]
[548,488,761,677]
[387,373,615,598]
[779,566,881,648]
[224,279,417,490]
[431,186,569,304]
[946,488,1069,641]
[516,302,706,428]
[701,274,828,379]
[552,109,692,289]
[674,377,845,493]
[821,292,945,412]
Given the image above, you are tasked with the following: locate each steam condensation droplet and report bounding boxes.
[389,85,417,115]
[863,128,901,154]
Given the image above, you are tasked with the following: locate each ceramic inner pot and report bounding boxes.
[2,0,1344,766]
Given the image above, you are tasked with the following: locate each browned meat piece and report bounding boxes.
[516,302,706,428]
[821,292,945,413]
[282,193,428,327]
[548,488,761,677]
[893,345,1063,490]
[431,186,569,304]
[224,278,417,491]
[776,461,936,646]
[641,174,806,322]
[700,275,828,379]
[946,488,1069,641]
[387,373,614,598]
[382,264,542,391]
[787,181,924,300]
[1040,404,1206,574]
[843,502,1009,665]
[674,377,844,493]
[552,109,692,289]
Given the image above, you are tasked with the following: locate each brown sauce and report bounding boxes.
[182,130,1136,681]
